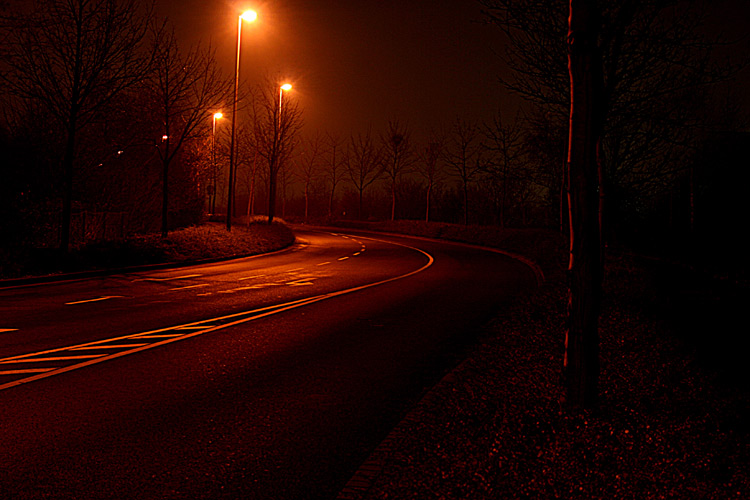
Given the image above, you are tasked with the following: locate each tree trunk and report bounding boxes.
[304,184,309,220]
[425,180,432,223]
[329,184,336,218]
[391,183,396,221]
[161,150,169,238]
[463,181,469,226]
[60,122,76,254]
[268,164,277,224]
[564,0,604,408]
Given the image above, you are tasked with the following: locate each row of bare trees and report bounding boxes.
[266,114,553,228]
[0,0,302,252]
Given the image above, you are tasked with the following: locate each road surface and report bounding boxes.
[0,228,536,499]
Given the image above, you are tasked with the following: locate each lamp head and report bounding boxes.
[240,10,257,22]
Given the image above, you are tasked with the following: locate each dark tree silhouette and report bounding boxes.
[294,133,323,220]
[482,111,527,227]
[346,128,382,220]
[442,118,484,226]
[323,132,346,218]
[0,0,153,253]
[146,22,231,237]
[480,0,738,408]
[480,0,737,234]
[250,78,303,224]
[415,132,445,223]
[380,120,414,221]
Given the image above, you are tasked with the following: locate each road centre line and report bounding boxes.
[0,329,19,333]
[317,262,331,266]
[0,235,434,392]
[238,274,266,281]
[338,257,349,261]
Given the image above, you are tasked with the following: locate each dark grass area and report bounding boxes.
[331,221,749,499]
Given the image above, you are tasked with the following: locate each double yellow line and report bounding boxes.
[0,236,433,392]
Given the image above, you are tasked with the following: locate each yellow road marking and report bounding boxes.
[0,368,57,375]
[0,355,103,363]
[0,235,434,392]
[72,344,148,350]
[170,284,209,291]
[139,274,203,282]
[65,296,123,305]
[238,274,265,281]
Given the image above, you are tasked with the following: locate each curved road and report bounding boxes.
[0,228,536,499]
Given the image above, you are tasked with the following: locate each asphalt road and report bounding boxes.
[0,228,536,499]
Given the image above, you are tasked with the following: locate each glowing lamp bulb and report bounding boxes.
[240,10,257,22]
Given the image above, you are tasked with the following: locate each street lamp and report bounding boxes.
[210,112,223,214]
[279,83,292,120]
[227,9,257,231]
[278,83,292,138]
[268,83,292,224]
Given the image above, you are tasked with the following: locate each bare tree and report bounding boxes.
[237,124,260,221]
[294,133,323,220]
[1,0,153,252]
[346,128,383,220]
[415,132,445,223]
[480,0,740,409]
[380,119,414,221]
[322,132,345,218]
[443,118,484,226]
[480,0,739,232]
[250,78,303,224]
[483,111,527,227]
[146,22,231,237]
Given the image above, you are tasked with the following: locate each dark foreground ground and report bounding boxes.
[329,221,749,499]
[3,220,747,498]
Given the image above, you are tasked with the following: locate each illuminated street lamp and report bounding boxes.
[210,112,223,214]
[227,9,257,231]
[278,83,292,135]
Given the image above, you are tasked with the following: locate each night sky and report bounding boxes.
[154,0,511,141]
[153,0,750,144]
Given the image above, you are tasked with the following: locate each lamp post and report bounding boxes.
[210,112,223,214]
[279,83,292,118]
[268,83,292,224]
[227,9,257,231]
